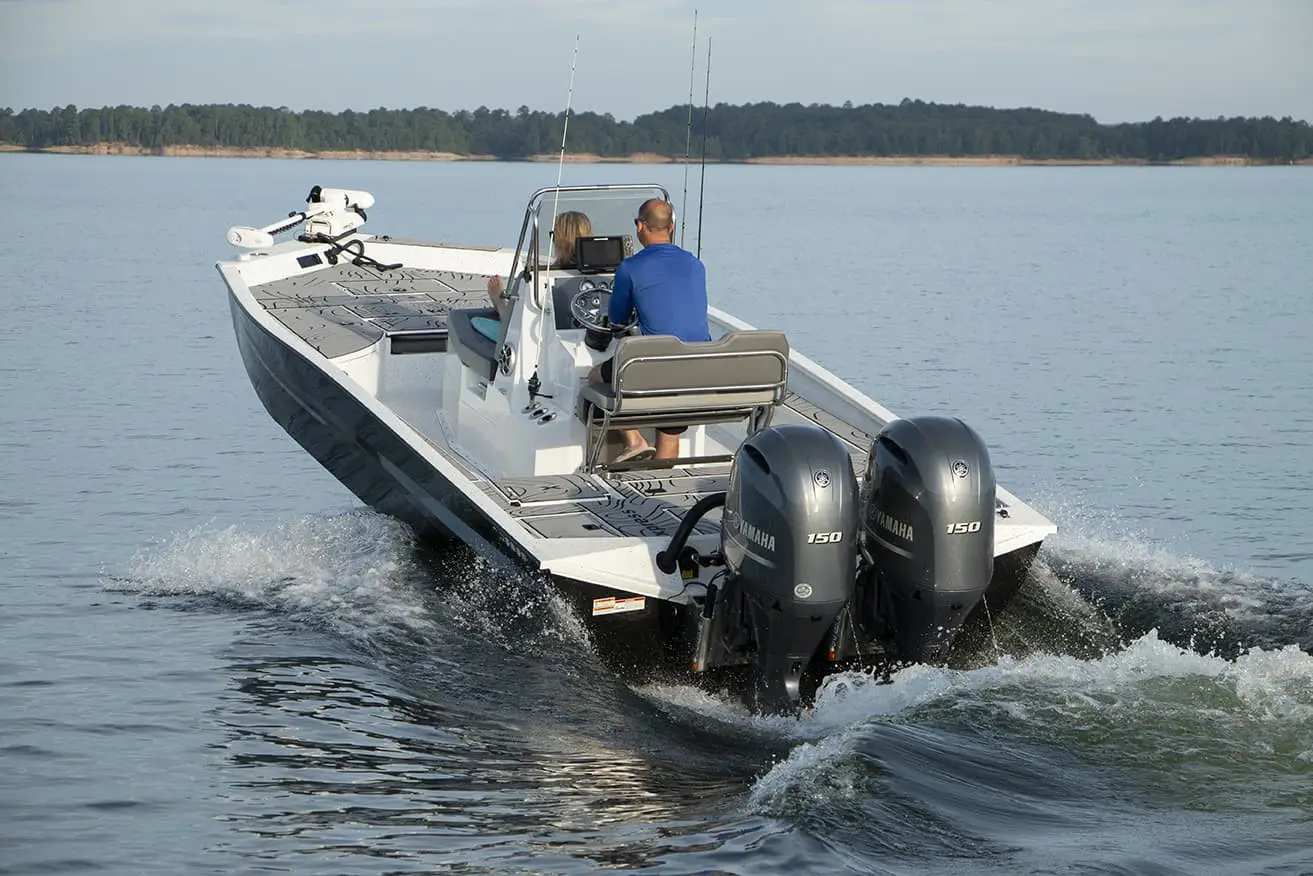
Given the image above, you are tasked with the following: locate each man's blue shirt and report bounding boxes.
[608,243,711,342]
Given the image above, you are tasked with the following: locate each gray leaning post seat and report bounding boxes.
[447,307,501,381]
[579,330,790,472]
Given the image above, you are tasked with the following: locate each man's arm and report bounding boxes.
[608,263,634,326]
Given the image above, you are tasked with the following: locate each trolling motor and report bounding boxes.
[227,186,375,248]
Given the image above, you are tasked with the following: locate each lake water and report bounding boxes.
[2,153,1311,874]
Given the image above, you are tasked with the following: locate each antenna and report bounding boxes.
[695,37,712,259]
[679,9,698,248]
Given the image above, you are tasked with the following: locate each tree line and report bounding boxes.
[1,99,1308,162]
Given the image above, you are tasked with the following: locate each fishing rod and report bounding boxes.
[550,34,581,233]
[679,9,698,248]
[517,37,580,397]
[695,37,712,259]
[515,36,577,314]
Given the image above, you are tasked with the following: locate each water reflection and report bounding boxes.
[209,644,769,871]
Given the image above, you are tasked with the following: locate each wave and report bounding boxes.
[1041,531,1313,657]
[109,509,429,645]
[110,507,1312,708]
[646,630,1313,740]
[107,509,591,662]
[633,525,1313,867]
[107,509,1313,872]
[739,632,1313,869]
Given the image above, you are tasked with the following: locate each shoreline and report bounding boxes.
[1,143,1308,166]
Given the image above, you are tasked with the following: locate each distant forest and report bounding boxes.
[1,100,1309,161]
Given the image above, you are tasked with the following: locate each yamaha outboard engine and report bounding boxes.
[722,424,858,711]
[859,416,996,662]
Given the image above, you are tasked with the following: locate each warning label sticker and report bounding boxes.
[591,596,647,616]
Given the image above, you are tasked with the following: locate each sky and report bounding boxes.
[1,0,1310,124]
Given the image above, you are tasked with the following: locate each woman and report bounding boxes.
[476,211,592,342]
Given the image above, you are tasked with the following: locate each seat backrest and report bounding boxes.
[610,330,789,413]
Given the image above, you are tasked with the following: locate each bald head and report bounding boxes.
[636,199,675,242]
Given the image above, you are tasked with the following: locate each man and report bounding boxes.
[589,198,711,462]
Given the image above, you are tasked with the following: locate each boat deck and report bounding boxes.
[249,257,490,358]
[250,259,1031,543]
[471,383,880,542]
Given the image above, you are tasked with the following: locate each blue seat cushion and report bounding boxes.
[471,316,501,343]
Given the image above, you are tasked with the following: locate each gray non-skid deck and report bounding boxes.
[252,261,490,358]
[476,466,732,540]
[252,261,966,541]
[469,391,894,540]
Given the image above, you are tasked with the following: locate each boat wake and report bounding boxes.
[639,522,1313,718]
[108,508,591,664]
[110,508,1312,712]
[731,629,1313,869]
[107,509,767,839]
[109,509,430,647]
[1042,533,1313,656]
[107,510,1313,872]
[623,524,1313,870]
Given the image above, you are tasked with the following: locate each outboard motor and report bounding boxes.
[722,424,858,711]
[859,416,996,662]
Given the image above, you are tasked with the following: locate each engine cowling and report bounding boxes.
[859,416,996,662]
[721,424,858,710]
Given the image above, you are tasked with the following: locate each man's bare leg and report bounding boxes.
[654,430,680,460]
[588,364,653,461]
[612,428,653,462]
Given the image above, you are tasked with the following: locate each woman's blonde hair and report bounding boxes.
[553,211,593,267]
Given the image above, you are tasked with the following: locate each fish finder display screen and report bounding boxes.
[574,236,626,274]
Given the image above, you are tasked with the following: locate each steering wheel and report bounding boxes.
[569,281,638,333]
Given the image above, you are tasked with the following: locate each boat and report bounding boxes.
[216,182,1057,712]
